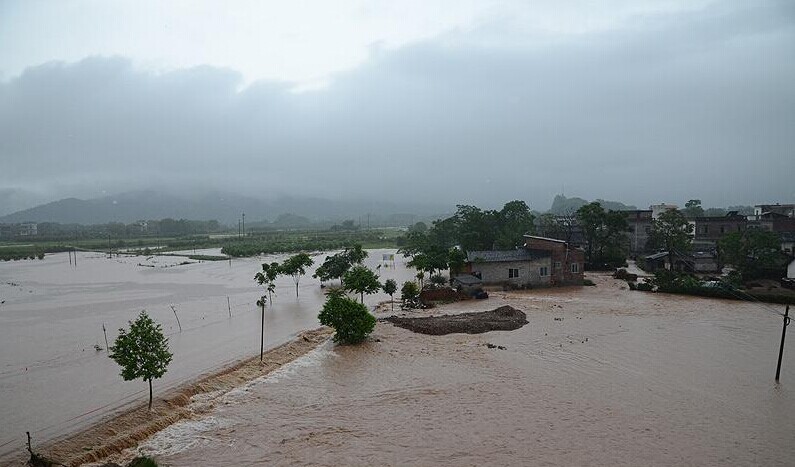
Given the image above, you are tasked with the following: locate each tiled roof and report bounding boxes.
[466,250,537,263]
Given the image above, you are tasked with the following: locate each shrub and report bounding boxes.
[318,290,376,344]
[636,281,653,292]
[429,274,446,286]
[583,279,596,286]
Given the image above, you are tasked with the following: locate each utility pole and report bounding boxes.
[776,305,790,381]
[102,323,109,351]
[242,212,245,237]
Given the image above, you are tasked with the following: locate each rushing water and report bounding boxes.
[0,248,412,461]
[153,275,794,466]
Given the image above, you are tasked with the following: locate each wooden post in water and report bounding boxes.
[227,296,232,318]
[776,305,790,381]
[170,305,182,332]
[102,323,109,351]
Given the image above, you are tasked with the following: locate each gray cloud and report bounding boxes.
[1,0,793,215]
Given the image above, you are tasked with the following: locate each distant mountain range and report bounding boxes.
[0,190,449,226]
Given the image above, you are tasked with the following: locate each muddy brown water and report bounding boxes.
[0,249,411,462]
[145,275,794,467]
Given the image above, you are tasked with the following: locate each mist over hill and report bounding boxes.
[0,190,450,226]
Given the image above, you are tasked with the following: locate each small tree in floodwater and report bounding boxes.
[382,278,397,311]
[109,311,173,410]
[281,253,314,298]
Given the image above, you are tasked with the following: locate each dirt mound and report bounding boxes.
[385,306,527,335]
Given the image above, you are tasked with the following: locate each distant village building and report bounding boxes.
[691,212,747,249]
[623,209,653,256]
[457,236,584,288]
[18,222,38,236]
[781,232,795,256]
[644,251,720,274]
[753,204,795,219]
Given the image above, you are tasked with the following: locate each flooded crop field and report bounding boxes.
[148,275,793,467]
[0,248,411,462]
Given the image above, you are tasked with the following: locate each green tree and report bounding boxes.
[281,253,314,297]
[313,245,368,287]
[401,280,420,308]
[343,265,382,303]
[648,209,693,268]
[494,200,536,249]
[576,202,629,267]
[109,311,173,410]
[577,202,605,265]
[254,261,280,303]
[382,278,397,311]
[318,290,376,344]
[719,229,782,278]
[447,248,467,277]
[683,199,705,218]
[343,244,368,265]
[314,252,350,286]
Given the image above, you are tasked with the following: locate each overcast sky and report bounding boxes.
[1,0,793,215]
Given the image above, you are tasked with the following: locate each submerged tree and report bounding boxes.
[254,261,280,303]
[343,265,382,303]
[281,253,314,297]
[109,311,173,410]
[382,278,397,311]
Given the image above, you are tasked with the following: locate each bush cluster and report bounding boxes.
[318,290,376,344]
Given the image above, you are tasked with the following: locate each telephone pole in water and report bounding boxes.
[776,305,790,381]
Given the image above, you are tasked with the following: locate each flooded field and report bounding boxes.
[149,275,793,466]
[0,248,412,461]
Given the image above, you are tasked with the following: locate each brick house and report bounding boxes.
[523,235,585,285]
[692,212,747,246]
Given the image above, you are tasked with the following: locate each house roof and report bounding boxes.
[452,275,483,286]
[467,249,539,263]
[646,252,669,260]
[522,235,568,244]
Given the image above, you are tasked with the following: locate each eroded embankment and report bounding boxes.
[384,305,527,335]
[38,328,333,467]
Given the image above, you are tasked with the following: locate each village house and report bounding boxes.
[691,212,747,249]
[753,204,795,219]
[463,249,551,287]
[644,250,720,274]
[457,235,584,288]
[623,209,653,256]
[523,235,585,286]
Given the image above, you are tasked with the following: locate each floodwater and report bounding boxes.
[151,275,794,467]
[0,248,412,461]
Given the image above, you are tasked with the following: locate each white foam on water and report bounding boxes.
[222,343,336,401]
[134,416,233,457]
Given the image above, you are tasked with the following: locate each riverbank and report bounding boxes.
[29,328,332,466]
